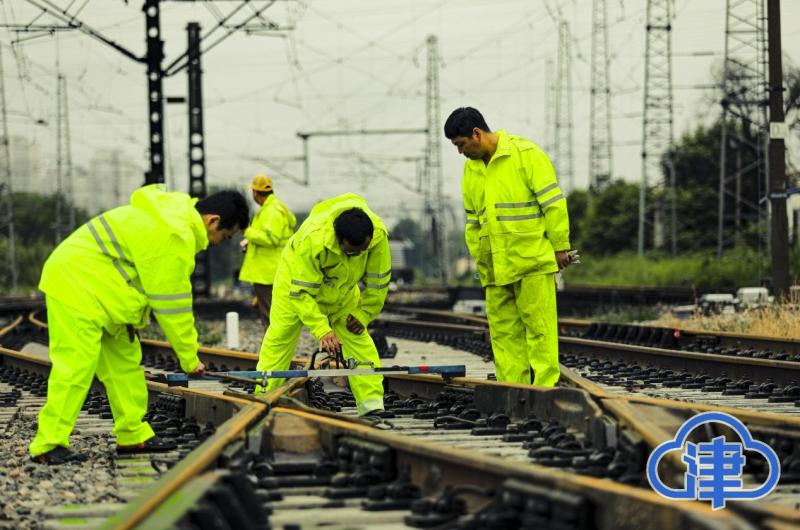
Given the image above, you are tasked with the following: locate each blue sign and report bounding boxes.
[646,411,780,509]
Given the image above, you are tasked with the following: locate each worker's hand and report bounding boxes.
[239,238,249,252]
[190,361,206,376]
[555,251,571,270]
[346,314,365,334]
[319,331,341,354]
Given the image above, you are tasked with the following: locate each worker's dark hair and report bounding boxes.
[334,208,373,246]
[196,190,250,230]
[444,107,491,139]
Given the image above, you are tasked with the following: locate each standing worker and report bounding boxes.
[239,174,297,328]
[444,107,571,387]
[30,184,249,464]
[257,193,390,417]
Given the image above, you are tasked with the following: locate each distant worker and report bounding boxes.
[257,193,390,417]
[239,174,297,327]
[444,107,571,387]
[30,185,249,464]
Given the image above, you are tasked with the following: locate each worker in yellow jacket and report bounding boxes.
[257,193,390,416]
[445,107,571,387]
[239,174,297,327]
[30,185,249,464]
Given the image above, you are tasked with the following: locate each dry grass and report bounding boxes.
[649,305,800,339]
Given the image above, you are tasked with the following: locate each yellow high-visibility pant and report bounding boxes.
[484,273,560,387]
[256,299,384,416]
[29,297,155,456]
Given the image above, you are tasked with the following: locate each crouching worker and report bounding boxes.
[257,193,390,417]
[29,185,249,464]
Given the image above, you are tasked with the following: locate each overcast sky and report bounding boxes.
[3,0,800,226]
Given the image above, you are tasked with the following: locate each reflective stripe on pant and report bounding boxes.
[256,300,384,415]
[484,273,560,387]
[29,297,155,456]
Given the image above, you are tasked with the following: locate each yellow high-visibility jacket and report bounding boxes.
[273,193,391,340]
[38,184,207,373]
[239,194,296,285]
[462,130,570,287]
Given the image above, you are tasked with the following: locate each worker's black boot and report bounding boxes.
[32,446,88,465]
[117,436,178,454]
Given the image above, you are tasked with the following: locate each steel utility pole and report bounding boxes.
[639,0,675,256]
[554,21,574,193]
[589,0,613,196]
[144,0,165,185]
[187,21,211,297]
[767,0,789,295]
[0,44,17,292]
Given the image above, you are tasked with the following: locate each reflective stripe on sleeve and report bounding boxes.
[152,307,193,315]
[365,281,390,289]
[466,219,479,225]
[149,293,192,301]
[291,279,321,288]
[534,182,559,196]
[364,270,391,279]
[539,194,565,208]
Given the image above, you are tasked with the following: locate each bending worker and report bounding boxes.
[239,174,297,328]
[444,107,571,387]
[257,193,390,417]
[30,185,250,464]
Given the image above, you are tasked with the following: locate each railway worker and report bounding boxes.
[239,174,297,328]
[256,193,390,417]
[444,107,571,387]
[29,185,250,464]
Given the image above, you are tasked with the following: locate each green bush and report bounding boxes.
[561,247,782,289]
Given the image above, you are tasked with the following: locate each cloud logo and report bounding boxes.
[646,411,780,509]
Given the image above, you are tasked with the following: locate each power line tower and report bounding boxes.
[425,34,448,283]
[55,73,75,244]
[554,21,574,193]
[638,0,675,256]
[589,0,613,195]
[716,0,769,258]
[0,44,17,292]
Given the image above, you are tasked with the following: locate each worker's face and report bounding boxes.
[450,128,484,160]
[339,235,372,257]
[203,215,239,246]
[251,190,267,206]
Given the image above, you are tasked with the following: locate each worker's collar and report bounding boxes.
[190,207,209,253]
[469,129,510,169]
[260,194,276,208]
[486,129,511,164]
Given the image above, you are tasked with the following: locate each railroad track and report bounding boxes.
[1,300,799,528]
[378,307,800,413]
